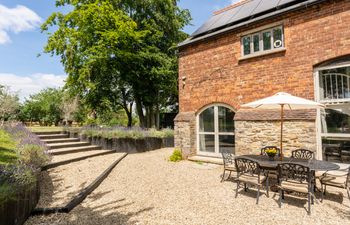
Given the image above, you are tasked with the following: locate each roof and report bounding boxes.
[179,0,325,48]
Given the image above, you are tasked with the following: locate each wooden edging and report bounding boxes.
[42,150,116,170]
[32,152,128,216]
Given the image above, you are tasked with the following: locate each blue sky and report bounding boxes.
[0,0,236,100]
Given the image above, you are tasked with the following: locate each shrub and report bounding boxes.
[0,163,36,204]
[169,149,182,162]
[0,123,48,204]
[16,144,50,169]
[76,126,174,140]
[148,128,174,138]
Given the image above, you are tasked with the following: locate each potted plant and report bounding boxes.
[265,147,278,161]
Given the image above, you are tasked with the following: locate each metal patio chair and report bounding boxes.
[277,162,314,215]
[221,151,236,182]
[320,166,350,202]
[291,149,314,160]
[234,157,269,204]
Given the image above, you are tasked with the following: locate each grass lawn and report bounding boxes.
[0,129,17,164]
[27,126,64,132]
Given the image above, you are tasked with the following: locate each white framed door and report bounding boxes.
[197,105,235,157]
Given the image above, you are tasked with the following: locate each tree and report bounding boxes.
[20,88,64,126]
[0,85,20,124]
[42,0,191,128]
[42,0,145,127]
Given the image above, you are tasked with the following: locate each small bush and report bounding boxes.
[148,128,174,138]
[0,163,36,204]
[16,144,50,169]
[169,149,182,162]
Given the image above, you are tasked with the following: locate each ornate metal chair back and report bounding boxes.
[235,157,260,176]
[261,146,281,156]
[291,149,314,160]
[277,163,311,184]
[222,151,234,166]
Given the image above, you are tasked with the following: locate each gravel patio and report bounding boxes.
[25,148,350,225]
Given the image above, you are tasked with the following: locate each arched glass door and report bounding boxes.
[197,105,235,156]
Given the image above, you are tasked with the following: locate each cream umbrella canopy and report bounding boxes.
[241,92,325,160]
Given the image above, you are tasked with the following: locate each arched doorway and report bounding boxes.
[197,105,235,157]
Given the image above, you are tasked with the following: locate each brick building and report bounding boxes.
[175,0,350,163]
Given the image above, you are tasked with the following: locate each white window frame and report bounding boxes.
[241,25,284,57]
[314,64,350,160]
[196,104,235,157]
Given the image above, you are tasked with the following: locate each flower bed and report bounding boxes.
[65,126,174,152]
[0,123,50,225]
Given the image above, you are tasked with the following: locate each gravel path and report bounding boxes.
[36,153,124,208]
[26,148,350,225]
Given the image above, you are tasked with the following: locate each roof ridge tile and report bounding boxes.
[213,0,253,15]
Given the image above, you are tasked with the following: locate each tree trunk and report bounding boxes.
[150,106,155,128]
[145,106,150,128]
[120,88,133,127]
[135,96,145,128]
[156,103,160,129]
[125,102,133,127]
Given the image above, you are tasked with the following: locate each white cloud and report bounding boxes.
[0,73,67,101]
[0,4,41,44]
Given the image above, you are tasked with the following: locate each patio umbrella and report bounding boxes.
[241,92,325,160]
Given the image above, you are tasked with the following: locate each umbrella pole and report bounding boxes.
[280,104,284,161]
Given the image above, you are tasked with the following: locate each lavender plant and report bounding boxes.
[73,125,174,139]
[0,122,50,204]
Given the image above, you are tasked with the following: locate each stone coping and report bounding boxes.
[174,112,195,122]
[234,108,316,121]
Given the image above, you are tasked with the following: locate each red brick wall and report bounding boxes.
[179,0,350,114]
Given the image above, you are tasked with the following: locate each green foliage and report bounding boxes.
[19,88,64,126]
[0,183,16,203]
[16,145,50,169]
[0,129,17,164]
[0,85,20,123]
[148,128,174,138]
[0,164,37,205]
[42,0,191,128]
[169,149,182,162]
[78,126,174,139]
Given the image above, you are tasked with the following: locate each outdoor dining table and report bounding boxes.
[239,154,340,195]
[239,154,340,171]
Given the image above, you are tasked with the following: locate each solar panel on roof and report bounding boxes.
[228,0,262,23]
[190,0,317,38]
[191,14,222,37]
[208,4,244,33]
[250,0,279,15]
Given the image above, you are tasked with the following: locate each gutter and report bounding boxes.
[178,0,327,48]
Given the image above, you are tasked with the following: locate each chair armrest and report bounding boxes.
[320,168,349,178]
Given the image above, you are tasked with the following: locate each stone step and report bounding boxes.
[38,134,69,140]
[188,155,223,165]
[43,150,116,170]
[44,138,80,144]
[48,145,102,155]
[33,131,64,135]
[47,142,91,150]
